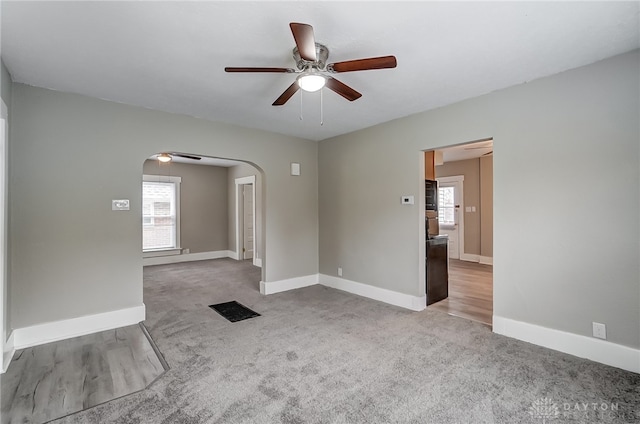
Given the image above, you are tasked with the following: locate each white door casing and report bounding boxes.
[235,175,258,266]
[0,99,9,373]
[242,184,254,259]
[437,176,464,260]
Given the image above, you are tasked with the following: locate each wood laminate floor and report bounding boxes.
[0,323,167,424]
[428,259,493,326]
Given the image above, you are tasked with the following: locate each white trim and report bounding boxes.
[235,175,258,266]
[227,250,239,260]
[2,331,14,374]
[13,304,145,351]
[143,248,181,258]
[319,274,426,311]
[0,100,6,374]
[143,250,234,266]
[260,274,318,295]
[143,174,182,250]
[458,253,493,265]
[259,273,427,311]
[254,258,262,268]
[142,174,182,184]
[459,253,479,263]
[437,175,464,260]
[493,316,640,374]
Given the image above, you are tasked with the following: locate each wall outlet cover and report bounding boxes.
[592,322,607,340]
[112,199,130,211]
[401,195,414,205]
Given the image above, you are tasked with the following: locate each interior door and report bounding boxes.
[242,184,254,260]
[438,180,462,259]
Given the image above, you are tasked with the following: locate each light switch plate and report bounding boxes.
[112,199,130,211]
[401,195,414,205]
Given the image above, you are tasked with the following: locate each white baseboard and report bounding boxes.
[254,258,262,267]
[228,250,239,260]
[13,304,146,351]
[319,274,426,312]
[260,274,318,295]
[143,250,234,266]
[459,253,479,262]
[493,316,640,373]
[1,331,15,374]
[260,273,426,312]
[458,254,493,266]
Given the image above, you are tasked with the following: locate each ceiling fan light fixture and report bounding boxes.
[297,74,326,92]
[157,153,172,163]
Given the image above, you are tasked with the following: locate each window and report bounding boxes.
[143,175,181,251]
[438,186,456,226]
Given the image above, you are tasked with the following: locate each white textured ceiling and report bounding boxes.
[2,1,638,141]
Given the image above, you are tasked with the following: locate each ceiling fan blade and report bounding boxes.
[325,77,362,101]
[290,23,316,61]
[328,55,397,73]
[272,82,300,106]
[225,67,295,73]
[172,153,201,161]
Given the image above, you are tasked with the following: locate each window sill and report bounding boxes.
[143,249,182,258]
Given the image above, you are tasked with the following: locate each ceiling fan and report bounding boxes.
[225,23,397,106]
[154,152,202,163]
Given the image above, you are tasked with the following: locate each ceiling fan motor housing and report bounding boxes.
[293,43,329,71]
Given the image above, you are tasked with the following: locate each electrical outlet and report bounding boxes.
[401,195,414,205]
[592,322,607,340]
[337,267,343,277]
[112,199,130,211]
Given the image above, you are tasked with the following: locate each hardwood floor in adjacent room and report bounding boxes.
[429,259,493,326]
[0,323,167,424]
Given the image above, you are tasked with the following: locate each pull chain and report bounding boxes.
[299,89,303,121]
[320,88,324,126]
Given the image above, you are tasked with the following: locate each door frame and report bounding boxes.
[0,99,10,373]
[436,175,465,260]
[235,175,259,267]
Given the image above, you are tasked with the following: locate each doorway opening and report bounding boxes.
[141,153,264,280]
[423,138,494,326]
[235,175,260,267]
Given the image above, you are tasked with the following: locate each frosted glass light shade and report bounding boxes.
[157,153,172,163]
[297,74,326,92]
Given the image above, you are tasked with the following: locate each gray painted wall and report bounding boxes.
[227,163,262,261]
[1,61,11,108]
[479,155,493,258]
[9,84,318,329]
[435,156,493,258]
[143,160,228,254]
[319,50,639,348]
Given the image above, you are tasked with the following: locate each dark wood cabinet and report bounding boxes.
[425,179,438,211]
[426,235,448,306]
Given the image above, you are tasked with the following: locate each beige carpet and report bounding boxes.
[51,258,638,423]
